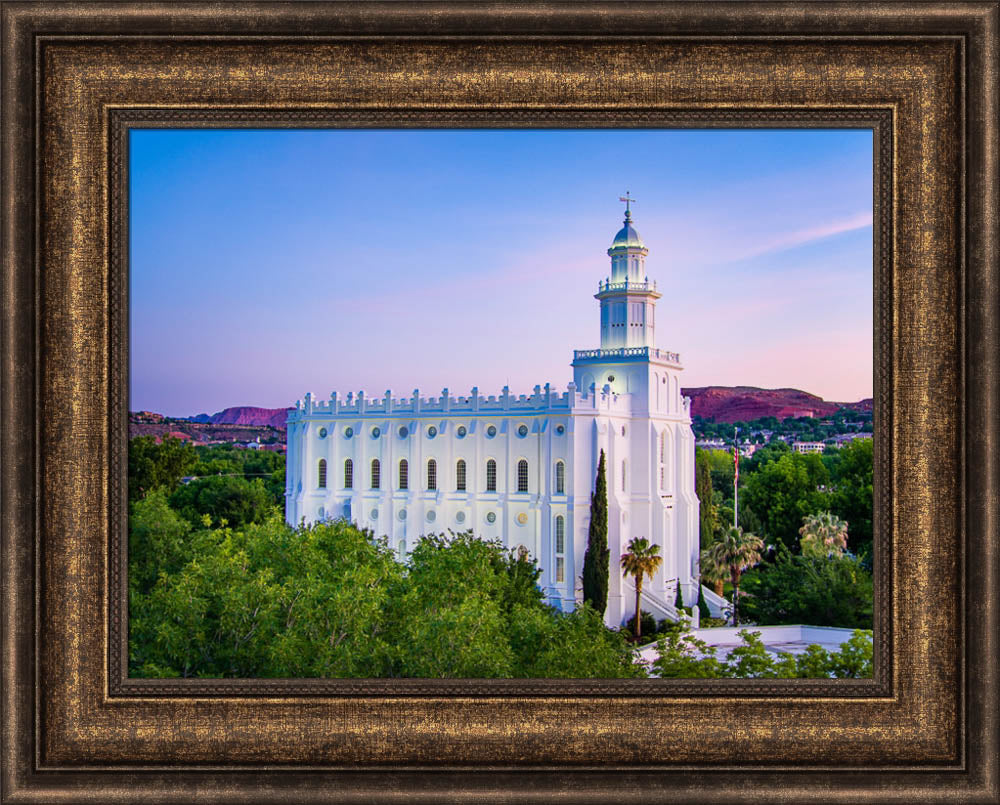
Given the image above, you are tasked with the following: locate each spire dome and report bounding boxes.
[609,192,646,251]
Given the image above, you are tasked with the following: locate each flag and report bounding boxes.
[733,430,739,483]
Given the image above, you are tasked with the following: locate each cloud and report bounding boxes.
[725,211,874,264]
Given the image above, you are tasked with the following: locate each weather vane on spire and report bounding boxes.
[619,191,636,221]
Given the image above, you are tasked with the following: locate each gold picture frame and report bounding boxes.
[2,2,997,802]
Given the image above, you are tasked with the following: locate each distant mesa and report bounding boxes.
[681,386,873,424]
[133,392,873,432]
[196,406,294,428]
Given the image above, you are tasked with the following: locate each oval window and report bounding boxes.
[456,511,466,524]
[344,427,354,438]
[398,426,408,438]
[486,425,497,438]
[428,426,437,438]
[457,425,467,438]
[486,511,496,524]
[517,424,529,437]
[318,427,328,439]
[371,427,381,439]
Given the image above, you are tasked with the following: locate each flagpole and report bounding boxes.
[733,425,739,528]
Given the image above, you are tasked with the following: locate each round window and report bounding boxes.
[556,424,565,435]
[318,427,328,439]
[457,425,467,438]
[428,426,437,438]
[517,424,529,437]
[426,510,436,522]
[608,374,616,382]
[370,508,379,520]
[456,511,466,524]
[398,426,408,438]
[516,512,528,526]
[486,511,496,524]
[371,427,381,439]
[344,427,354,438]
[486,425,497,438]
[398,509,407,521]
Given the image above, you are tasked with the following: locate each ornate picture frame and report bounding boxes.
[2,2,997,802]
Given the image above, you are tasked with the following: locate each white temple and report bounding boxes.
[285,199,701,628]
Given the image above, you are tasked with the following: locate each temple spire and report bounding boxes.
[619,191,636,223]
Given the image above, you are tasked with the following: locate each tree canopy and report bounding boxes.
[129,505,644,679]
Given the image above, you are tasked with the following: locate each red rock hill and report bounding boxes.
[205,406,293,428]
[681,386,872,424]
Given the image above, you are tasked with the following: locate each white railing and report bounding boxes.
[573,347,682,365]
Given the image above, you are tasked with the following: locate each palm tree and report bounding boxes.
[700,554,728,597]
[799,511,849,558]
[620,537,663,640]
[701,525,763,625]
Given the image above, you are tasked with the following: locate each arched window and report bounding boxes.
[344,458,353,489]
[555,460,565,494]
[371,458,380,489]
[554,515,565,583]
[486,459,497,492]
[426,459,437,491]
[622,460,627,492]
[517,459,529,493]
[456,459,466,491]
[317,459,327,489]
[398,459,408,490]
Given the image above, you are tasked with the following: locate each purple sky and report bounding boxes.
[130,129,873,417]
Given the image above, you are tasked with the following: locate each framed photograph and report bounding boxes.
[3,2,997,802]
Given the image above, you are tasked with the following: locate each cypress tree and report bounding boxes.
[695,449,717,550]
[582,449,610,615]
[697,583,711,621]
[674,579,684,610]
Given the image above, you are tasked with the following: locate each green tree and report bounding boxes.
[652,621,873,679]
[651,620,724,678]
[799,511,849,558]
[128,435,197,502]
[620,537,663,640]
[582,449,610,615]
[701,525,763,625]
[828,629,874,678]
[169,474,275,530]
[739,542,873,629]
[128,489,193,595]
[695,448,719,548]
[740,452,830,551]
[828,438,873,558]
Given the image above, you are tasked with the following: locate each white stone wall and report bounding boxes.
[286,379,700,627]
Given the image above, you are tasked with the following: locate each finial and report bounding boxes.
[619,191,636,223]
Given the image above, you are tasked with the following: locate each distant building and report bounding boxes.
[792,441,826,454]
[285,204,701,628]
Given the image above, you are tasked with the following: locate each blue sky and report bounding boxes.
[130,129,873,417]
